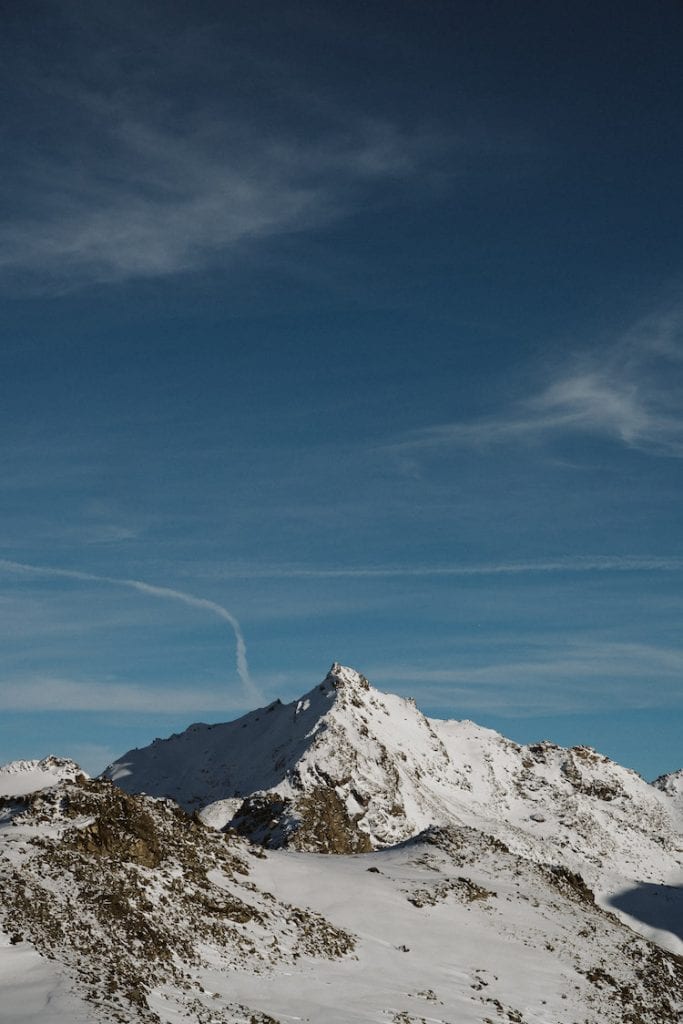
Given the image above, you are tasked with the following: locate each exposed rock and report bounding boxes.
[291,786,373,854]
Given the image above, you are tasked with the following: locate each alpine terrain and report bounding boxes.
[1,664,681,1023]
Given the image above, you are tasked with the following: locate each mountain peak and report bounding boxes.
[3,770,681,1024]
[4,666,683,1022]
[324,662,371,691]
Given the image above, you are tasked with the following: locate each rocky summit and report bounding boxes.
[1,664,682,1023]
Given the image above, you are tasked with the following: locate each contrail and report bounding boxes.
[0,558,260,705]
[120,579,254,703]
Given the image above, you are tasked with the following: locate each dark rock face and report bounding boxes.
[64,782,165,867]
[229,791,295,848]
[292,786,373,854]
[229,785,373,853]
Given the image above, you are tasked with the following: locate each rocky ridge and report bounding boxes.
[0,775,353,1023]
[655,768,683,812]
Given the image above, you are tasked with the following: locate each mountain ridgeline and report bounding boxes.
[105,664,682,893]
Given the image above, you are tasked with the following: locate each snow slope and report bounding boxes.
[0,925,97,1024]
[231,830,682,1024]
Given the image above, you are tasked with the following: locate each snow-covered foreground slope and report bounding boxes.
[0,774,681,1024]
[0,927,97,1024]
[105,664,683,954]
[234,830,683,1024]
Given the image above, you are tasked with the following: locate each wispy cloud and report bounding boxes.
[383,308,683,459]
[181,554,683,580]
[0,82,434,290]
[367,640,683,716]
[1,676,250,715]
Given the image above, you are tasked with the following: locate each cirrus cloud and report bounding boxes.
[383,307,683,459]
[0,54,440,293]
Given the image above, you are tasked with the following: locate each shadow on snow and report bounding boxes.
[608,881,683,944]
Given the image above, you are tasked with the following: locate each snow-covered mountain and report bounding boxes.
[0,756,85,797]
[105,663,683,953]
[1,663,682,1023]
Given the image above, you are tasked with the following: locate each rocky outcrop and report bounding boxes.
[0,777,354,1023]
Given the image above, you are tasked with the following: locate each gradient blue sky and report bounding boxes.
[2,1,682,780]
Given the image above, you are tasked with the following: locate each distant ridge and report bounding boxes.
[0,755,86,798]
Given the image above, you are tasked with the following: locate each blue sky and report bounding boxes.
[1,1,682,780]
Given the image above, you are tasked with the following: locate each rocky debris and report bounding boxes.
[544,864,596,906]
[581,945,683,1024]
